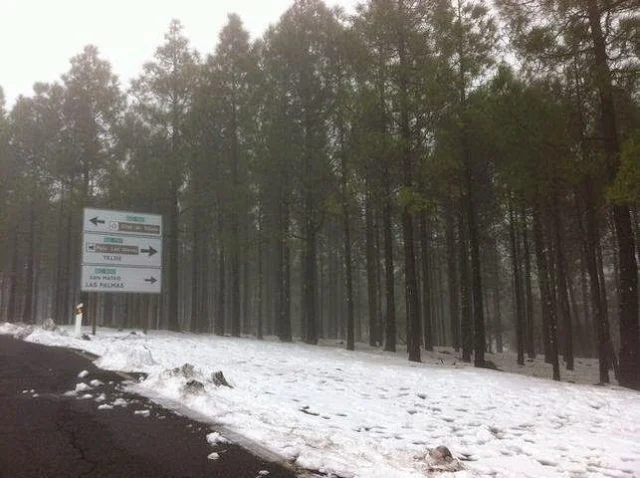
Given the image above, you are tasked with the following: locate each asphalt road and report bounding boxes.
[0,334,303,478]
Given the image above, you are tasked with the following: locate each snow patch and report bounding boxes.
[0,322,34,339]
[95,342,156,371]
[206,432,229,446]
[75,382,91,392]
[11,325,640,478]
[112,398,128,407]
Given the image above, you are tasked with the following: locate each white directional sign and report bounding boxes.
[82,208,163,294]
[83,208,162,237]
[81,265,161,294]
[83,233,162,268]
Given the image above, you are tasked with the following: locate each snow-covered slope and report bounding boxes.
[2,323,638,478]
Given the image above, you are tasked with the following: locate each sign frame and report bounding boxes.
[81,207,163,294]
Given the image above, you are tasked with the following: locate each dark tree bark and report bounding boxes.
[521,209,536,359]
[104,293,114,330]
[6,225,19,323]
[230,103,241,338]
[327,228,339,340]
[63,204,74,324]
[278,186,292,342]
[508,198,525,366]
[22,206,36,324]
[303,216,319,345]
[445,200,460,351]
[587,1,639,390]
[551,201,574,370]
[230,246,241,338]
[398,0,420,363]
[533,207,560,381]
[365,190,380,346]
[375,213,383,346]
[632,207,640,262]
[579,247,592,355]
[420,212,433,351]
[383,176,397,353]
[486,234,503,353]
[566,259,584,357]
[341,133,355,352]
[214,218,226,336]
[167,184,180,332]
[257,204,264,340]
[52,192,67,324]
[190,199,203,333]
[466,175,485,368]
[459,206,472,363]
[582,179,611,383]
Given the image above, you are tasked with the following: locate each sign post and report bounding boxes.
[81,208,163,334]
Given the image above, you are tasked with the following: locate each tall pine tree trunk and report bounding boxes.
[509,198,525,365]
[488,234,503,353]
[230,106,241,338]
[579,246,592,356]
[533,207,560,381]
[64,201,74,324]
[587,1,639,390]
[466,172,485,367]
[375,214,383,345]
[341,132,355,351]
[398,0,420,362]
[445,200,460,351]
[22,206,36,324]
[365,190,379,346]
[167,184,180,331]
[583,178,610,383]
[215,213,226,336]
[303,216,318,345]
[383,176,397,352]
[420,212,433,351]
[6,225,19,323]
[552,201,574,370]
[459,205,472,362]
[190,202,202,333]
[521,209,536,359]
[279,184,292,342]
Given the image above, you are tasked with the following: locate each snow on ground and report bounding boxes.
[2,322,639,478]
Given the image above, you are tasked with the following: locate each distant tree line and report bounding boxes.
[0,0,638,389]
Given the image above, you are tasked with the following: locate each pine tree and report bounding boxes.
[131,20,199,332]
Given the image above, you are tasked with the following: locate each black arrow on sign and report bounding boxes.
[90,217,105,226]
[144,277,158,285]
[141,246,158,257]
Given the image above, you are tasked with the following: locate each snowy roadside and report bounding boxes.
[1,322,639,478]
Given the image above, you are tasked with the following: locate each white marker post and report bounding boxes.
[74,303,84,338]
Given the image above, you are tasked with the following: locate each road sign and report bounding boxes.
[81,265,162,294]
[81,208,163,294]
[83,208,162,237]
[82,233,162,268]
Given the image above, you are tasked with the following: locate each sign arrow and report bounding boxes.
[144,276,158,284]
[90,216,105,226]
[140,246,158,257]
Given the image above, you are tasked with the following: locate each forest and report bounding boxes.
[0,0,638,390]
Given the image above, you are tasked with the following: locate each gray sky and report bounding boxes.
[1,0,359,107]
